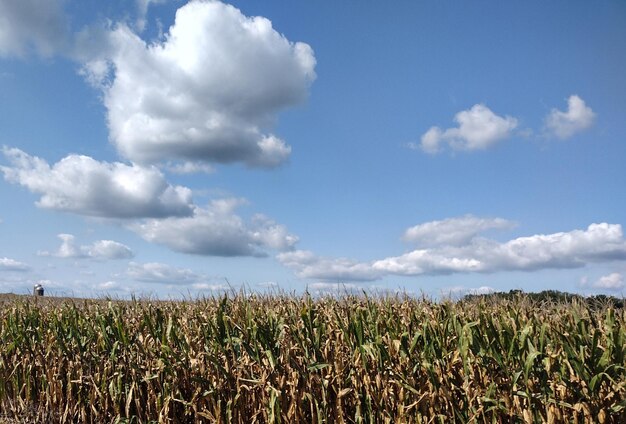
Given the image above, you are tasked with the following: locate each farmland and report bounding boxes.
[0,292,625,423]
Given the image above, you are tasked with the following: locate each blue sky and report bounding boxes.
[1,0,625,298]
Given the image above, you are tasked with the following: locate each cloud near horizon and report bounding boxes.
[79,0,316,169]
[39,234,134,260]
[277,250,385,281]
[441,285,496,298]
[127,261,216,286]
[0,257,30,272]
[581,272,624,291]
[127,262,200,285]
[402,215,515,247]
[280,220,626,281]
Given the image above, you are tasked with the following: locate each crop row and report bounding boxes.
[0,293,624,423]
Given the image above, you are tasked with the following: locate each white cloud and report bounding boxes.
[373,249,484,275]
[545,95,595,139]
[44,234,82,258]
[590,272,624,291]
[280,221,626,281]
[0,0,68,57]
[81,0,315,168]
[135,0,168,32]
[420,104,518,154]
[130,199,298,257]
[403,215,515,247]
[1,147,194,219]
[96,281,122,291]
[442,285,496,297]
[249,214,299,251]
[0,257,30,272]
[164,161,214,175]
[277,250,383,282]
[419,127,444,154]
[41,234,134,260]
[192,282,229,291]
[307,282,360,295]
[308,282,358,290]
[88,240,135,260]
[127,261,203,285]
[376,223,626,276]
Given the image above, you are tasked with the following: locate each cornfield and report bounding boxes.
[0,293,625,423]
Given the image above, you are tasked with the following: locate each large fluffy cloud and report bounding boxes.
[40,234,134,260]
[420,104,518,154]
[81,0,316,168]
[130,198,298,257]
[0,0,68,57]
[545,95,595,139]
[1,147,193,219]
[280,220,626,281]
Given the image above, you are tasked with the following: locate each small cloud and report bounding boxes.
[589,272,624,291]
[192,283,229,291]
[39,234,84,258]
[277,250,383,282]
[307,282,362,296]
[96,281,121,291]
[419,104,518,154]
[87,240,135,260]
[164,161,215,175]
[0,257,30,272]
[442,285,496,297]
[127,261,202,285]
[405,142,421,151]
[135,0,168,32]
[544,95,595,139]
[40,234,134,260]
[402,215,515,247]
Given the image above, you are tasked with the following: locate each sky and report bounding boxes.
[0,0,625,299]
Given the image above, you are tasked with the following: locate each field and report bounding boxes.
[0,292,625,423]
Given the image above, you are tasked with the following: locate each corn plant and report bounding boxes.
[0,293,624,423]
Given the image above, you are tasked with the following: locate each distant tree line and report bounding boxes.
[462,289,624,309]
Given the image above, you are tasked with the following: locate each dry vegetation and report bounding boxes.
[0,293,625,423]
